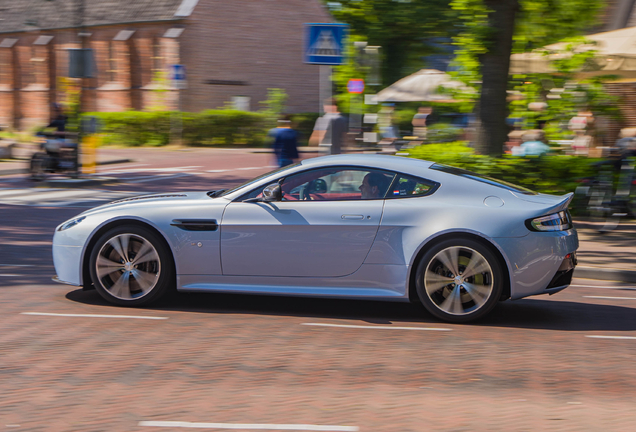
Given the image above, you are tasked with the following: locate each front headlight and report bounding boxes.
[526,211,573,232]
[58,216,86,231]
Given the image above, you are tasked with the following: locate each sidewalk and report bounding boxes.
[2,144,635,283]
[573,220,636,283]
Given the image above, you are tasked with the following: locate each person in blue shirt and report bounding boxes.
[271,115,299,167]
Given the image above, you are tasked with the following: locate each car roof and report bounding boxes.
[300,154,435,173]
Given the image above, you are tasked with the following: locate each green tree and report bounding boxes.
[451,0,603,155]
[326,0,456,86]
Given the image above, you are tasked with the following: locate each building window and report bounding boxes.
[0,50,9,85]
[30,45,46,85]
[152,38,163,78]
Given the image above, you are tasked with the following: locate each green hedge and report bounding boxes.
[84,110,268,147]
[407,142,598,195]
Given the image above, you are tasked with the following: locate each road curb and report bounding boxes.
[575,266,636,283]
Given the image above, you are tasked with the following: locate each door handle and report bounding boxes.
[341,214,364,220]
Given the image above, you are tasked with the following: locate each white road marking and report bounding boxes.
[583,296,636,300]
[207,165,276,173]
[138,421,359,431]
[21,312,167,320]
[585,335,636,340]
[302,323,452,331]
[571,284,636,290]
[0,274,21,277]
[0,188,137,207]
[122,166,203,173]
[127,173,193,183]
[0,264,32,267]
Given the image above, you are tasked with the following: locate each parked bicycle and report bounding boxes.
[573,153,636,233]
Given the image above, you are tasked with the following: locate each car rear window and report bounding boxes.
[385,174,438,198]
[429,163,537,195]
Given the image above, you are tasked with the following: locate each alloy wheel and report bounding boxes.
[423,246,494,316]
[95,233,161,300]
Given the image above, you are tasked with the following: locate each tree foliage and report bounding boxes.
[325,0,456,86]
[450,0,603,155]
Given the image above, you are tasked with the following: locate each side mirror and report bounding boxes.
[262,183,282,202]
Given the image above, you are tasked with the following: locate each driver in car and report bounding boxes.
[360,172,390,199]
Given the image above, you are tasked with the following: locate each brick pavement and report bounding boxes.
[1,281,636,431]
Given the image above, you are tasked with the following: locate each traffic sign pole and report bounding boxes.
[170,65,186,147]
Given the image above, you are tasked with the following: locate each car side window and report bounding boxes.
[279,167,395,201]
[385,174,438,198]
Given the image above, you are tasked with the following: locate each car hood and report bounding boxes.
[79,191,217,216]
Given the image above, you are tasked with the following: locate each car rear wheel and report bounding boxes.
[89,225,174,306]
[416,238,503,323]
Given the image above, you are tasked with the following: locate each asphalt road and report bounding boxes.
[1,152,636,431]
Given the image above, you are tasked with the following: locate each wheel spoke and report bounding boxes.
[130,269,158,292]
[109,271,131,299]
[106,236,127,262]
[461,253,491,278]
[119,234,131,262]
[439,285,464,314]
[463,282,491,307]
[96,255,124,278]
[424,271,454,294]
[131,244,159,266]
[436,247,460,277]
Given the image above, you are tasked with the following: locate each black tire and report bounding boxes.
[89,225,175,306]
[29,153,47,181]
[415,238,504,323]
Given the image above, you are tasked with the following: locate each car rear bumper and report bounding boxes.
[496,229,579,300]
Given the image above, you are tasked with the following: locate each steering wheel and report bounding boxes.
[301,183,313,200]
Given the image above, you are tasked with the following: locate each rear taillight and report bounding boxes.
[526,210,573,232]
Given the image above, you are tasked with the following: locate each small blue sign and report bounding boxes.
[171,64,186,81]
[304,23,348,65]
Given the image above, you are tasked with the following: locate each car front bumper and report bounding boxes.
[52,235,83,286]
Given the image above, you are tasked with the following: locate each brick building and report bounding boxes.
[0,0,332,130]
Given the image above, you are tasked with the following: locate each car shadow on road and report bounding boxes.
[66,289,636,332]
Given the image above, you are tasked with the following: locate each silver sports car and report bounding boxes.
[53,154,578,322]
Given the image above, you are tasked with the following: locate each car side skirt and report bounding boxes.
[178,264,409,301]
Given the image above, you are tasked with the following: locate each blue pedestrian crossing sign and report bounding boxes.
[304,23,348,65]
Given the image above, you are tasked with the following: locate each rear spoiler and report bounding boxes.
[545,192,574,214]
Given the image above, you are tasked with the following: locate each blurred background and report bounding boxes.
[2,1,636,430]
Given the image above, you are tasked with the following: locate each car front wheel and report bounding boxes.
[415,238,504,323]
[89,225,174,306]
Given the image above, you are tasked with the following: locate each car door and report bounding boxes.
[220,167,395,277]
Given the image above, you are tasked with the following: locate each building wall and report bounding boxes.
[0,0,333,130]
[180,0,332,113]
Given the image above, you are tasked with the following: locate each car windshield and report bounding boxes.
[429,163,537,195]
[216,163,301,198]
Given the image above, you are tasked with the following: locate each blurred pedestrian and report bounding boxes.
[516,131,550,156]
[272,115,299,168]
[378,103,398,145]
[44,103,67,134]
[309,98,347,154]
[412,106,432,139]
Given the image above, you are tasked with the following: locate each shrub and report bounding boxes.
[84,110,268,147]
[407,142,599,195]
